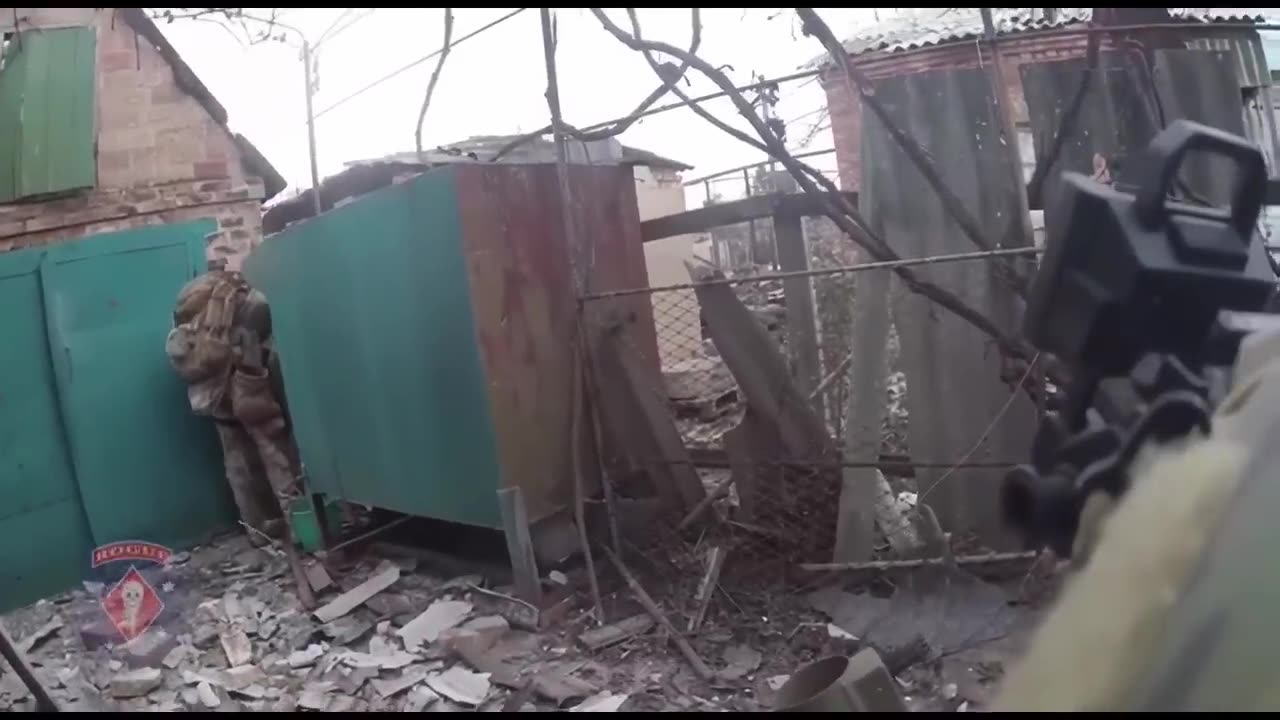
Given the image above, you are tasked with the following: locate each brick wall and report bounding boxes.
[0,8,264,268]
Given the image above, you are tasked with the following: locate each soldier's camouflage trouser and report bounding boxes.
[214,367,302,539]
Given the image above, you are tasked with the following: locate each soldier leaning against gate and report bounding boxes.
[163,260,302,547]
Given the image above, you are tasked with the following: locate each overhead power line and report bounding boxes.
[313,7,529,120]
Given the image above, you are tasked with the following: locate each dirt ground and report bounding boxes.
[0,529,1045,712]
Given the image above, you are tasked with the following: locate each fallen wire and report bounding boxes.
[465,583,540,615]
[808,349,854,400]
[581,246,1044,300]
[917,352,1041,505]
[798,550,1037,573]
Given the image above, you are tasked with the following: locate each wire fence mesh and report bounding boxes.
[582,221,1039,617]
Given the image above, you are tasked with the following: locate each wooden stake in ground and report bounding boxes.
[569,345,605,627]
[0,620,59,712]
[603,547,713,680]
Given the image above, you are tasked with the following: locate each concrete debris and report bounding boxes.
[578,614,654,650]
[297,681,334,711]
[843,648,909,712]
[719,644,763,680]
[337,665,379,694]
[223,591,244,621]
[327,694,357,712]
[312,563,400,624]
[337,651,384,670]
[397,599,472,650]
[223,664,266,690]
[230,683,266,700]
[321,615,373,646]
[807,576,1014,655]
[161,644,190,669]
[548,571,568,586]
[368,634,395,657]
[111,667,163,698]
[288,644,327,669]
[18,616,63,653]
[197,681,221,708]
[372,667,431,698]
[441,575,483,591]
[304,562,334,593]
[532,670,597,706]
[191,621,219,649]
[403,686,439,712]
[440,615,509,657]
[181,687,200,706]
[181,669,224,688]
[219,626,253,667]
[426,666,491,706]
[767,675,790,691]
[958,700,971,712]
[828,624,858,641]
[571,692,628,712]
[338,649,418,671]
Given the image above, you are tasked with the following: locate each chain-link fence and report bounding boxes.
[582,226,1042,619]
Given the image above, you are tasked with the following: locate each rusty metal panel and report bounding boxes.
[860,67,1037,546]
[454,163,656,523]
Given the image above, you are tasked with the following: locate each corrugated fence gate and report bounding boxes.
[0,220,235,611]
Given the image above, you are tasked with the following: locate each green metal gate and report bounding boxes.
[0,220,235,611]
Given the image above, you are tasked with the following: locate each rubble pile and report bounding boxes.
[2,531,845,713]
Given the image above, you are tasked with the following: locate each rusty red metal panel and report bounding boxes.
[453,163,657,522]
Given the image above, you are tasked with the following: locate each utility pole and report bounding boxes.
[302,38,323,217]
[979,8,1034,253]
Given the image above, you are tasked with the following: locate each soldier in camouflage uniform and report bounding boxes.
[163,267,301,547]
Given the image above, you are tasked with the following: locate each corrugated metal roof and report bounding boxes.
[805,8,1267,68]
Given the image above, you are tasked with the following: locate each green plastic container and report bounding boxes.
[290,497,334,552]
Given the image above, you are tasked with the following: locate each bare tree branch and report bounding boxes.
[416,8,454,163]
[591,8,1038,368]
[795,7,1030,297]
[489,9,703,162]
[149,7,289,45]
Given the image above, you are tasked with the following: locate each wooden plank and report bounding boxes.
[690,265,834,460]
[589,328,704,513]
[312,564,401,623]
[688,547,727,632]
[578,614,654,650]
[773,211,823,418]
[641,192,858,243]
[497,487,543,605]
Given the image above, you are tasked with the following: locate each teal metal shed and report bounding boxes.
[243,162,657,547]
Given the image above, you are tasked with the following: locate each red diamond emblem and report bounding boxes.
[100,566,165,643]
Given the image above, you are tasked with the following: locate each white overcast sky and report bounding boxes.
[158,8,887,207]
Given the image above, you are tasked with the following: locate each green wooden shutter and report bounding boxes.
[0,27,96,202]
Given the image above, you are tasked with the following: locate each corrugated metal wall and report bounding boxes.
[860,67,1037,547]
